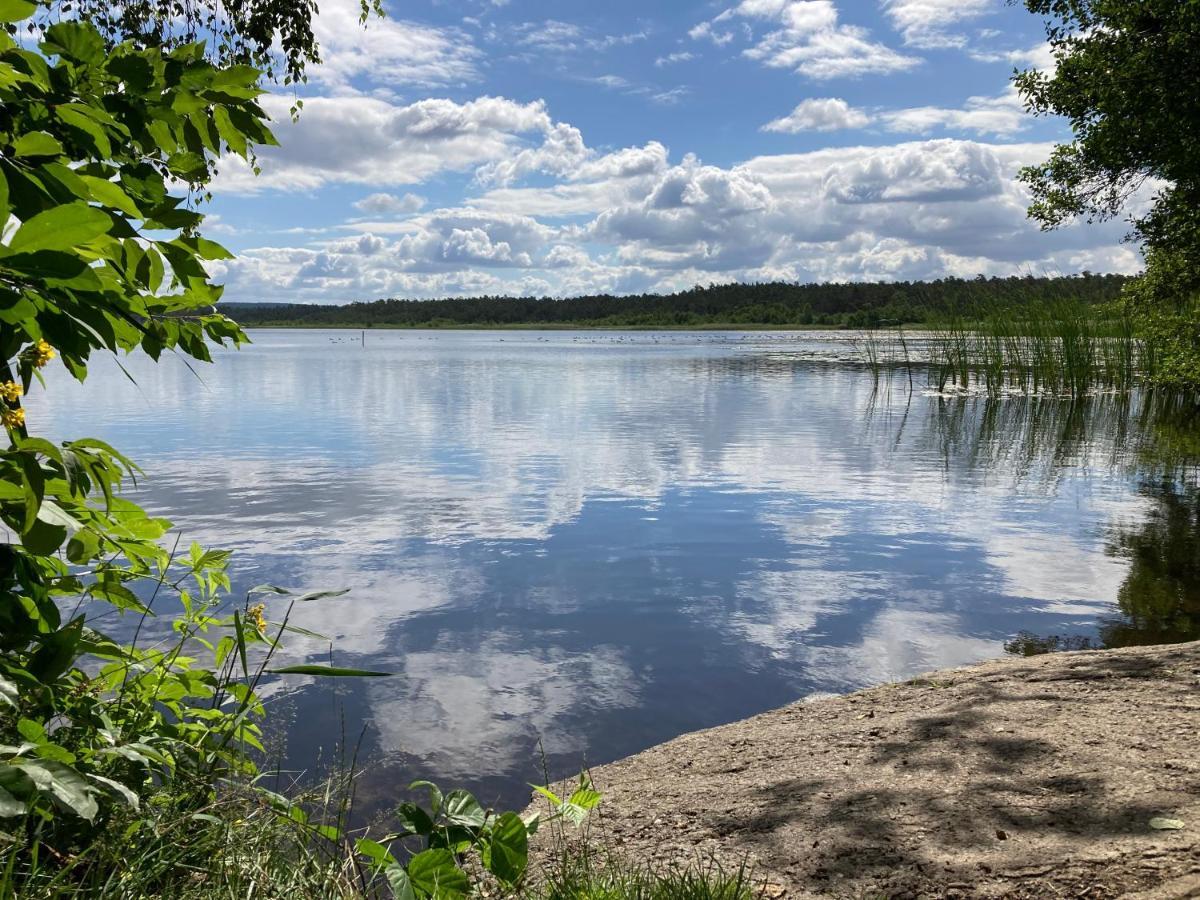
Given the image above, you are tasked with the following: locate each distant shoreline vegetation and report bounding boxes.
[221,274,1130,330]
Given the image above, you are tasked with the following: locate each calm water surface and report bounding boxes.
[38,329,1200,813]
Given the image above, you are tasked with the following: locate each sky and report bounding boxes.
[204,0,1145,304]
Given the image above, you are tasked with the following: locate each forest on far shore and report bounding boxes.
[222,274,1131,329]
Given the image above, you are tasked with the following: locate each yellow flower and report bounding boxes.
[248,603,267,633]
[0,381,21,403]
[25,339,56,369]
[2,407,25,429]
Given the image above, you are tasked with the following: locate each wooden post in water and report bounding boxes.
[361,330,365,348]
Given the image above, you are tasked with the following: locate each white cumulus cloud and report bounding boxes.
[763,97,871,132]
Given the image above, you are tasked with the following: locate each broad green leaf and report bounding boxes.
[54,106,112,158]
[385,865,417,900]
[11,132,63,158]
[396,802,434,837]
[14,760,98,821]
[21,518,67,555]
[176,235,233,260]
[27,619,84,683]
[43,22,106,65]
[90,581,152,614]
[442,790,486,829]
[0,0,35,24]
[10,204,111,253]
[266,665,393,677]
[66,528,100,564]
[0,250,101,290]
[529,784,562,807]
[0,785,24,818]
[80,176,142,218]
[481,812,528,886]
[213,106,248,157]
[405,849,469,899]
[567,786,602,811]
[354,837,396,868]
[17,452,43,531]
[16,719,46,743]
[87,775,139,810]
[36,499,80,531]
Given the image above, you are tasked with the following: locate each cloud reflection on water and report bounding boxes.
[37,330,1170,809]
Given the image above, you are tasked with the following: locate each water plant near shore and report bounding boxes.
[852,299,1152,397]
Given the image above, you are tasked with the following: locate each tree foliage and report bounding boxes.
[0,0,278,834]
[0,5,570,895]
[11,0,378,85]
[225,274,1130,329]
[1015,0,1200,384]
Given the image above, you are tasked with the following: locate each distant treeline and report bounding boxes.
[223,275,1132,329]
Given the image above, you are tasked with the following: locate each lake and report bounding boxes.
[38,328,1200,815]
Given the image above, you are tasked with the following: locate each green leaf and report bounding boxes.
[247,584,291,595]
[54,106,112,157]
[0,785,24,818]
[14,760,98,821]
[27,619,84,683]
[385,865,417,900]
[529,784,562,807]
[405,849,469,899]
[21,518,67,555]
[0,0,36,24]
[87,775,139,810]
[396,802,434,837]
[43,22,106,65]
[11,132,63,158]
[9,204,111,253]
[16,719,46,743]
[66,528,100,564]
[354,837,396,868]
[36,499,80,531]
[266,665,393,678]
[212,106,248,157]
[0,167,8,232]
[481,812,528,886]
[410,780,443,817]
[80,176,142,218]
[442,790,485,829]
[17,452,43,531]
[0,674,17,710]
[294,589,350,602]
[567,786,602,812]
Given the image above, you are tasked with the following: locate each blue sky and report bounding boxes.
[206,0,1143,304]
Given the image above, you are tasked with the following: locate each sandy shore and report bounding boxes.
[529,641,1200,898]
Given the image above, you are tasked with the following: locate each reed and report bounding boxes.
[853,297,1150,397]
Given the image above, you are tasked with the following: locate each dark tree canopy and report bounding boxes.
[1015,0,1200,291]
[10,0,378,84]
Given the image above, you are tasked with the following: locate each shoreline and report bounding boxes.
[529,641,1200,899]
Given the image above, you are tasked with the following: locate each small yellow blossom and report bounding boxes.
[25,339,56,369]
[2,407,25,429]
[0,381,21,403]
[248,602,267,633]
